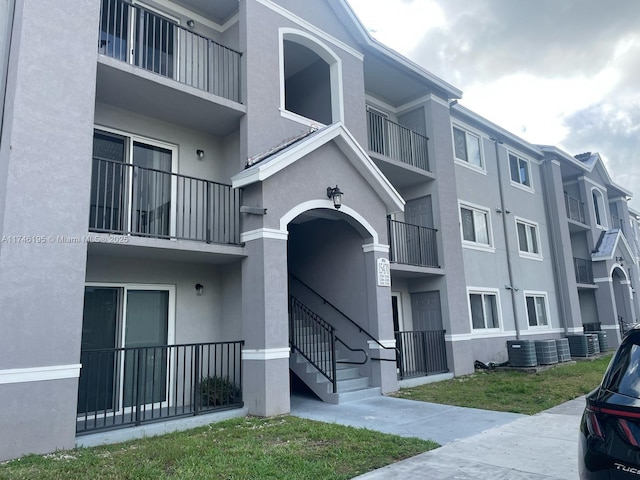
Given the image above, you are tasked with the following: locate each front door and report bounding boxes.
[411,291,442,330]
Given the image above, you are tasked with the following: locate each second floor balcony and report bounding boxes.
[367,110,430,184]
[99,0,241,103]
[89,157,241,246]
[388,218,439,269]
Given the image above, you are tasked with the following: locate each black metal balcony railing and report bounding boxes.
[388,218,439,267]
[89,157,241,244]
[565,193,586,224]
[395,330,448,379]
[574,257,594,284]
[367,110,429,171]
[99,0,241,102]
[77,341,244,434]
[612,215,625,233]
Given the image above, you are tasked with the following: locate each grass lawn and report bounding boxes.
[0,416,437,480]
[393,355,613,415]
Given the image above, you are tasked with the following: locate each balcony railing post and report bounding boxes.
[330,329,337,394]
[193,344,200,415]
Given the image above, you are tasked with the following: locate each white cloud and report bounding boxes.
[346,0,445,53]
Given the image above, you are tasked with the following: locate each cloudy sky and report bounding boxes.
[348,0,640,209]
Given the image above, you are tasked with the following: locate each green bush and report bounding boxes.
[199,375,241,407]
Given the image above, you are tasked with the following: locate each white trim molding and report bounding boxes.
[566,327,585,334]
[0,364,82,385]
[362,243,389,253]
[594,277,613,283]
[600,325,622,331]
[242,348,291,361]
[367,339,396,349]
[241,228,289,243]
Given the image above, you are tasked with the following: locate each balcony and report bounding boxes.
[77,341,243,434]
[388,218,439,269]
[96,0,245,135]
[565,193,587,224]
[574,257,594,285]
[89,157,241,246]
[367,110,432,188]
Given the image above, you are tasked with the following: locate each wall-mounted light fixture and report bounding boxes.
[326,185,344,210]
[196,149,205,160]
[186,19,195,28]
[616,256,624,263]
[195,283,204,296]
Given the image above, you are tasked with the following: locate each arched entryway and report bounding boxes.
[284,203,397,403]
[612,265,635,338]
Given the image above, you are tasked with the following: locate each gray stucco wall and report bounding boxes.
[85,255,243,344]
[0,0,100,459]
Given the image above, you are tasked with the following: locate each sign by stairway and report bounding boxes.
[377,258,391,287]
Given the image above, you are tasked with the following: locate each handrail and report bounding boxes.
[290,274,398,360]
[335,338,368,365]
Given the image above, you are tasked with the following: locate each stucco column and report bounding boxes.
[240,233,290,416]
[593,269,622,348]
[0,0,99,461]
[363,245,398,394]
[540,159,584,333]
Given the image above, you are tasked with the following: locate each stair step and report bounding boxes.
[337,376,369,391]
[336,366,361,380]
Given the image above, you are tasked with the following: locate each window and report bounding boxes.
[516,219,540,257]
[592,189,605,226]
[469,292,500,329]
[509,153,531,188]
[526,294,549,327]
[460,205,491,246]
[453,126,482,168]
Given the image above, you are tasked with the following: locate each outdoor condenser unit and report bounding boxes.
[535,340,559,365]
[596,332,608,352]
[567,334,597,357]
[555,338,571,362]
[507,340,537,367]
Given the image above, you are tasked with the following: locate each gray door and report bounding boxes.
[406,196,433,228]
[411,291,442,331]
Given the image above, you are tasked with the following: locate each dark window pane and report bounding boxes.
[461,207,475,242]
[470,294,484,329]
[453,127,467,161]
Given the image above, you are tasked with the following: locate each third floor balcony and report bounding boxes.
[366,110,433,188]
[96,0,245,136]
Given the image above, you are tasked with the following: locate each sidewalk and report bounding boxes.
[290,393,585,479]
[352,396,586,480]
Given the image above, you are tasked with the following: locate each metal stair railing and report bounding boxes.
[289,274,398,362]
[289,296,367,393]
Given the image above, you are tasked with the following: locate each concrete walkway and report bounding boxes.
[290,393,585,480]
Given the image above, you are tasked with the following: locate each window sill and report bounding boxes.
[518,252,544,261]
[455,159,487,175]
[509,181,535,194]
[279,108,326,129]
[462,242,495,253]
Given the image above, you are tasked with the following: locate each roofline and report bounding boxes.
[451,104,542,157]
[538,145,633,197]
[335,0,463,99]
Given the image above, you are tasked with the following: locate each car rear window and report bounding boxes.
[603,340,640,399]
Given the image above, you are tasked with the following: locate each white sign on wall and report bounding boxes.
[377,258,391,287]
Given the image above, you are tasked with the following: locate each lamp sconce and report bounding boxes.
[496,207,503,214]
[196,149,205,160]
[186,19,195,29]
[326,185,344,210]
[616,256,624,263]
[195,283,204,296]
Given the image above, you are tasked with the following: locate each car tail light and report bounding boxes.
[618,418,640,448]
[585,407,605,440]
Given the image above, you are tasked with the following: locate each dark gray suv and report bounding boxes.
[579,328,640,479]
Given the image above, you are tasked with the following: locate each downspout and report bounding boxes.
[540,158,569,336]
[491,137,521,339]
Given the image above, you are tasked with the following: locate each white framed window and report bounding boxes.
[468,289,501,330]
[509,152,532,190]
[452,125,483,170]
[524,292,549,328]
[516,218,542,259]
[459,202,493,250]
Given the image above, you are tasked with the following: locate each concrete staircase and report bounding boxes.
[289,329,381,404]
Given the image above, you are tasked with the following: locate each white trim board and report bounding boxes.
[0,364,82,385]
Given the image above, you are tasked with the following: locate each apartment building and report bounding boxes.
[0,0,636,461]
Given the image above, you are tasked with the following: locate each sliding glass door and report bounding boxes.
[90,129,175,238]
[78,285,174,416]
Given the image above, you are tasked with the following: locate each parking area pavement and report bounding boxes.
[290,393,585,480]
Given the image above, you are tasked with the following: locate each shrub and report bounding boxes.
[200,375,241,407]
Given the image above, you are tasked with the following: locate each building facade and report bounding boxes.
[0,0,637,461]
